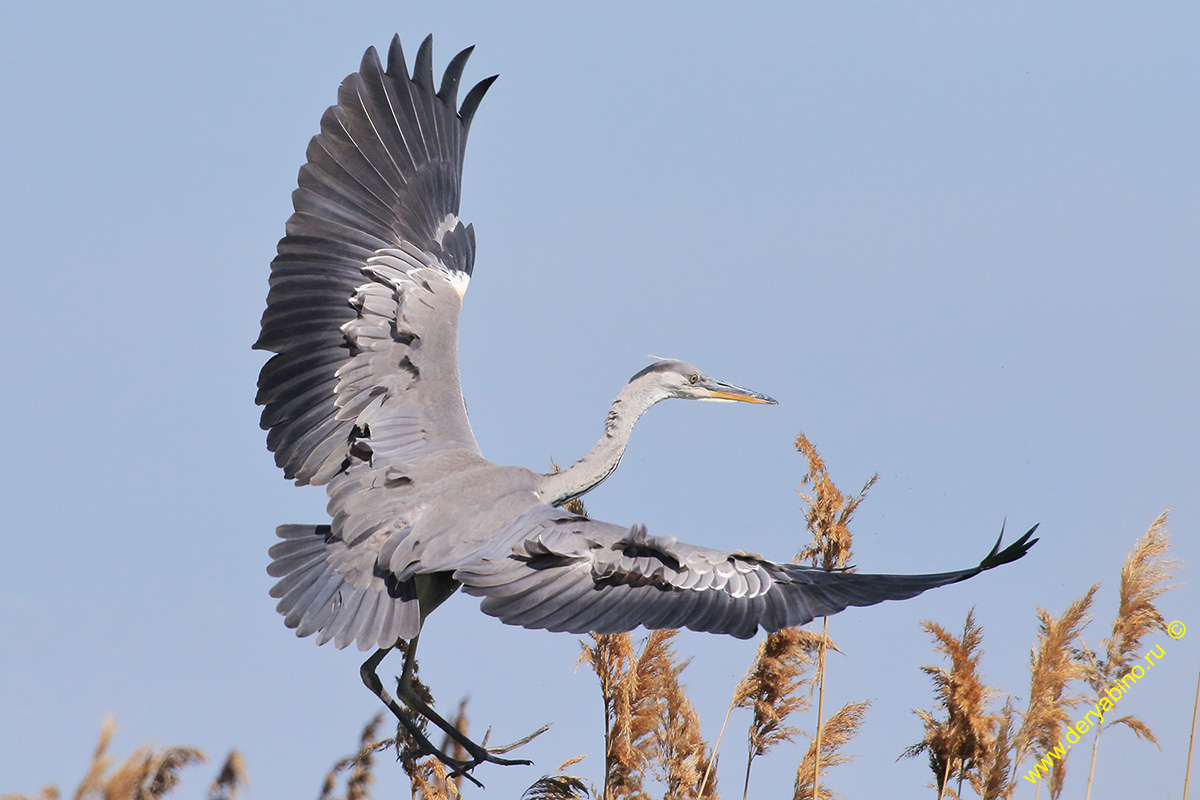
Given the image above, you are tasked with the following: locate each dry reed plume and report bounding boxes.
[579,632,651,799]
[569,434,871,800]
[0,717,243,800]
[791,699,870,800]
[903,610,999,800]
[664,705,716,798]
[1089,511,1179,684]
[1007,586,1097,798]
[733,627,826,797]
[441,699,472,792]
[522,757,592,800]
[735,628,826,758]
[208,750,248,800]
[1075,511,1178,799]
[522,776,592,800]
[319,705,477,800]
[971,699,1014,800]
[793,433,876,572]
[579,629,717,800]
[652,644,717,800]
[319,713,391,800]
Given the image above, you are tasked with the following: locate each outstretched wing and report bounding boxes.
[254,35,497,486]
[454,507,1038,639]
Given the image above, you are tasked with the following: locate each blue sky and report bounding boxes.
[1,2,1196,798]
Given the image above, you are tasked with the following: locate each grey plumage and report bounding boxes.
[254,34,1037,774]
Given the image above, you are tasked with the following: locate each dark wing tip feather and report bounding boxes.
[386,34,410,80]
[438,45,475,105]
[459,74,498,130]
[413,34,435,88]
[359,45,383,77]
[977,523,1039,572]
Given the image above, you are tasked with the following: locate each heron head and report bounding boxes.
[630,359,778,405]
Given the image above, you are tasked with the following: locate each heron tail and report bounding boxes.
[267,525,422,650]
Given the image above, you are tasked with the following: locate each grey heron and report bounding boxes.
[254,34,1037,780]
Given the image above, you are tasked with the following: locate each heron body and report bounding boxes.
[255,34,1036,778]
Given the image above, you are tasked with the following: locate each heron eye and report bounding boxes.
[689,374,698,384]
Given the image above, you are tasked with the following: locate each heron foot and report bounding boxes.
[361,643,549,785]
[381,701,549,787]
[389,683,550,782]
[440,723,551,780]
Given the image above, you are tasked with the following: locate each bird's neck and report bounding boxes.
[538,379,666,508]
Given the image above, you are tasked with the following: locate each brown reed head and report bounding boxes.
[903,610,998,795]
[1102,510,1179,679]
[792,699,870,800]
[207,750,247,800]
[793,433,876,570]
[1013,585,1097,776]
[734,628,828,759]
[580,629,716,800]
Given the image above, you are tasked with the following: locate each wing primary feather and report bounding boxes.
[408,37,444,165]
[458,75,497,131]
[734,597,766,639]
[358,46,384,86]
[385,34,410,80]
[319,106,402,212]
[334,80,407,201]
[347,63,413,187]
[438,46,475,104]
[413,35,436,88]
[370,67,421,178]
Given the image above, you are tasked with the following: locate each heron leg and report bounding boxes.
[360,645,477,783]
[393,635,549,775]
[360,639,548,783]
